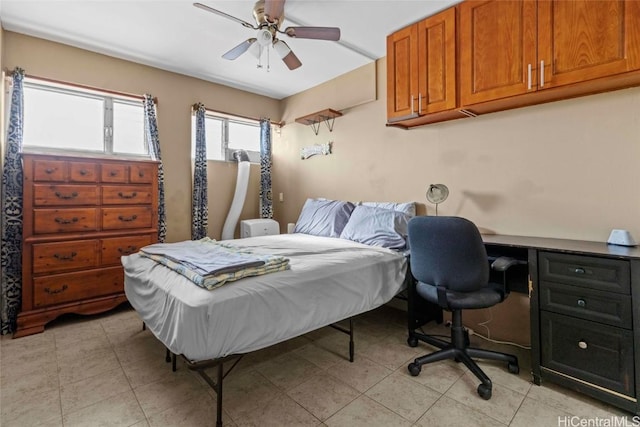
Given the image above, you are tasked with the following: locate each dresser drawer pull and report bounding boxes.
[55,191,78,200]
[577,299,586,307]
[578,340,588,350]
[118,215,138,222]
[79,169,89,176]
[138,171,145,177]
[109,170,119,177]
[45,168,57,174]
[44,285,68,295]
[54,217,79,225]
[118,192,137,199]
[53,252,77,261]
[117,245,138,255]
[573,267,586,274]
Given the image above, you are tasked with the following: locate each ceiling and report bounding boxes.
[0,0,458,100]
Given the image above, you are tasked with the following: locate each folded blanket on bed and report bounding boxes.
[139,238,290,290]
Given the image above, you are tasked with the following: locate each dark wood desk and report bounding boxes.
[482,235,640,415]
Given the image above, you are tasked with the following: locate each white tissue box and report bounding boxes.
[240,219,280,238]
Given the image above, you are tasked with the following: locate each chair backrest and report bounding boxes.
[408,216,489,293]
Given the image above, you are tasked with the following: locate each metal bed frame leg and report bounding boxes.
[142,322,146,331]
[349,318,354,362]
[165,348,171,363]
[216,363,223,427]
[172,353,177,372]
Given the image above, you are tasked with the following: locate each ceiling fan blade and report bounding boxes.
[264,0,286,23]
[284,26,341,41]
[222,38,257,60]
[193,2,256,29]
[273,40,301,70]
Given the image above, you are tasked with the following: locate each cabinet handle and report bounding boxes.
[410,96,415,115]
[527,64,532,90]
[418,93,422,115]
[79,169,89,176]
[53,252,77,261]
[54,217,79,225]
[118,192,137,199]
[540,60,545,88]
[138,171,145,178]
[55,191,78,200]
[117,245,138,255]
[118,215,138,222]
[578,340,588,350]
[44,285,68,295]
[574,267,586,274]
[577,299,586,307]
[45,168,56,174]
[109,170,119,177]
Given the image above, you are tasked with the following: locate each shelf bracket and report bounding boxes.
[306,119,321,135]
[295,108,343,136]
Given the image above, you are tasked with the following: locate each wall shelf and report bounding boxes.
[295,108,343,135]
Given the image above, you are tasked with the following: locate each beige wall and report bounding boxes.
[275,58,640,345]
[2,31,281,242]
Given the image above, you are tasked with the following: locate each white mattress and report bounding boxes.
[123,234,407,361]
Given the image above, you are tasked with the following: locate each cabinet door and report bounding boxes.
[387,24,419,120]
[459,0,537,105]
[417,7,457,114]
[538,0,640,89]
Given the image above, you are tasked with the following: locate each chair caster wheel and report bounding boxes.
[477,383,492,400]
[407,336,418,348]
[508,362,520,375]
[408,363,421,377]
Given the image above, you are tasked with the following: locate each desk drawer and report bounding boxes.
[541,311,634,397]
[33,267,123,308]
[69,162,98,183]
[101,235,152,265]
[539,252,630,294]
[102,207,152,230]
[102,185,152,205]
[540,281,632,329]
[33,240,99,274]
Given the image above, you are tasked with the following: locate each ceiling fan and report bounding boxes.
[194,0,341,70]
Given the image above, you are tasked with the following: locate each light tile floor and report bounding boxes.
[0,304,630,427]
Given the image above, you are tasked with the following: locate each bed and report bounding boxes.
[122,199,422,426]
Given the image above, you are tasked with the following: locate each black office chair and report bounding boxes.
[407,216,520,400]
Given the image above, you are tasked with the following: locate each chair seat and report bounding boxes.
[416,281,504,310]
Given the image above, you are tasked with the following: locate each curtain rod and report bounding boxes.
[5,69,158,104]
[192,103,283,127]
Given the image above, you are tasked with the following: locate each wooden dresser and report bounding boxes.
[16,153,159,337]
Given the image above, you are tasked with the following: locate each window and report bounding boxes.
[192,111,261,163]
[22,79,148,156]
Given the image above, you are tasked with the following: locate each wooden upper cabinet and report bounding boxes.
[459,0,537,106]
[387,24,419,120]
[417,7,457,114]
[538,0,640,89]
[387,6,457,122]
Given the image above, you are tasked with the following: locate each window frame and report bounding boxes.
[193,110,261,164]
[21,78,149,158]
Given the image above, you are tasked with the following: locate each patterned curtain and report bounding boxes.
[1,68,25,335]
[143,94,167,243]
[192,103,208,240]
[259,119,273,219]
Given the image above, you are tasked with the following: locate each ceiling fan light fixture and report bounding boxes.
[257,28,273,46]
[273,39,290,58]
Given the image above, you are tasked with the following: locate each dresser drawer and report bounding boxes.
[33,267,124,308]
[130,163,155,184]
[102,185,153,205]
[541,311,634,397]
[33,208,99,234]
[101,235,153,265]
[102,207,152,230]
[539,252,630,294]
[33,159,65,182]
[33,240,99,274]
[101,164,127,183]
[69,162,98,183]
[33,184,99,206]
[540,281,632,329]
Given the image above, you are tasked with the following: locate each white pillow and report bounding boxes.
[293,198,356,238]
[340,205,410,249]
[360,201,416,217]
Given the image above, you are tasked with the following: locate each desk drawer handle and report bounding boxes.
[574,267,586,274]
[118,192,137,199]
[118,215,138,222]
[577,299,586,308]
[55,217,79,225]
[53,252,77,261]
[578,340,588,350]
[45,168,57,174]
[109,170,119,177]
[117,245,138,255]
[138,171,145,178]
[44,285,68,295]
[55,191,78,200]
[79,169,89,176]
